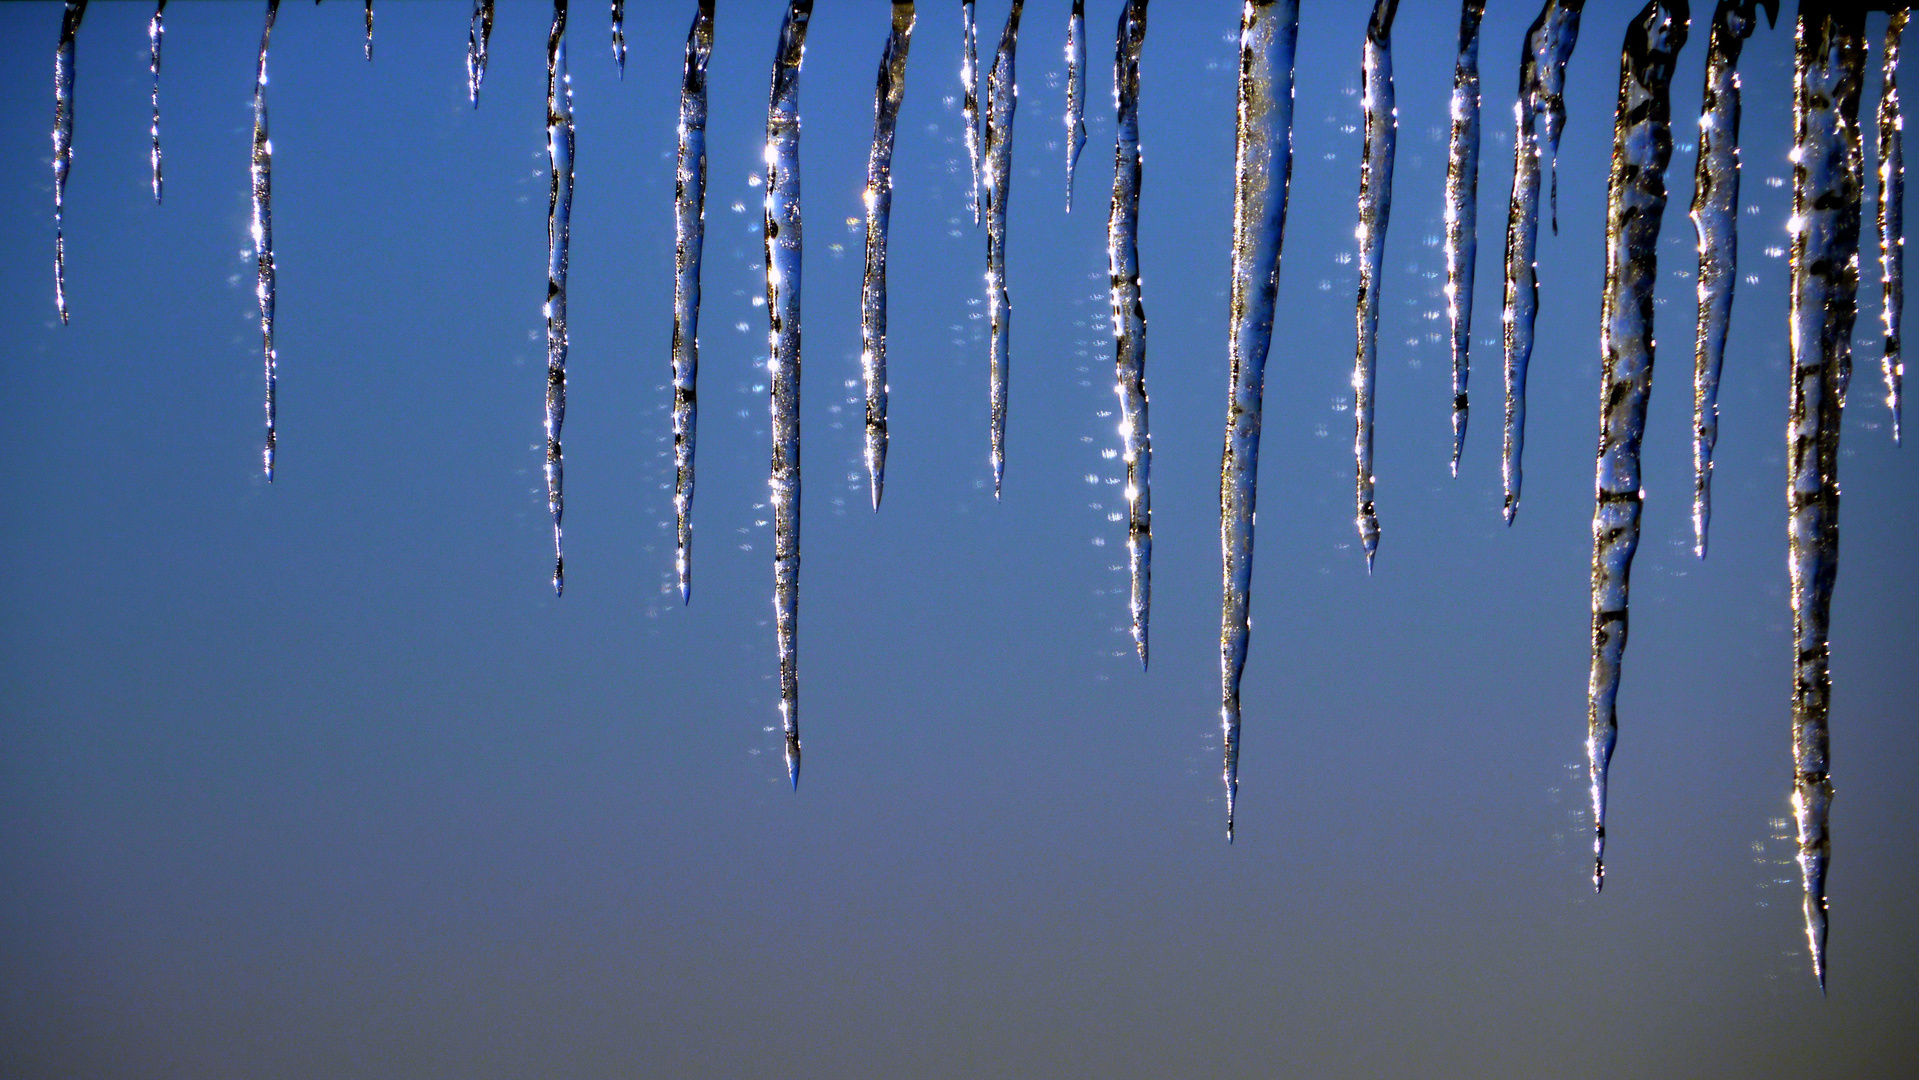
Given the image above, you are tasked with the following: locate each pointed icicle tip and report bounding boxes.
[1593,857,1604,894]
[1365,549,1376,575]
[1503,499,1517,526]
[786,741,802,790]
[870,478,883,512]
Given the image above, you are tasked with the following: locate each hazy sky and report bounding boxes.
[2,2,1916,1077]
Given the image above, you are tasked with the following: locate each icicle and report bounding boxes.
[672,0,714,603]
[862,1,915,511]
[150,1,164,205]
[1879,8,1906,443]
[364,0,373,61]
[766,0,812,788]
[1109,0,1149,665]
[53,0,85,325]
[468,0,493,107]
[1588,0,1688,896]
[1445,0,1484,475]
[612,0,626,77]
[254,0,279,479]
[1502,0,1586,523]
[1787,0,1867,992]
[1220,0,1299,843]
[545,0,573,595]
[1690,0,1770,559]
[1353,0,1398,572]
[984,0,1023,498]
[1066,0,1087,212]
[962,0,983,226]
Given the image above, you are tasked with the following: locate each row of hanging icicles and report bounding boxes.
[41,0,1908,988]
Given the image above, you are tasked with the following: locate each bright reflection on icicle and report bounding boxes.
[612,0,626,76]
[150,1,164,204]
[1352,0,1398,571]
[862,1,915,510]
[1878,8,1906,443]
[1108,0,1149,665]
[468,0,494,107]
[253,0,280,480]
[364,0,373,61]
[672,0,715,603]
[545,0,574,595]
[984,0,1024,497]
[53,0,85,325]
[1221,0,1298,843]
[962,0,983,226]
[1066,0,1087,212]
[1444,0,1484,474]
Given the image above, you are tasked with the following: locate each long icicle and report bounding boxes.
[1502,0,1586,524]
[1878,7,1906,443]
[1588,0,1688,895]
[671,0,714,603]
[962,0,984,225]
[1787,0,1867,992]
[545,0,573,595]
[612,0,626,76]
[150,2,164,204]
[1066,0,1087,212]
[53,0,85,325]
[863,1,915,511]
[766,0,813,788]
[1109,0,1149,666]
[984,0,1024,498]
[253,0,279,479]
[468,1,493,107]
[1445,0,1484,475]
[1220,0,1299,843]
[1353,0,1399,572]
[1690,0,1769,559]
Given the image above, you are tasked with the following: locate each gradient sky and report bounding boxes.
[2,2,1916,1077]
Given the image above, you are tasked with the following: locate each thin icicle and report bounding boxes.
[1502,0,1586,524]
[253,0,279,479]
[962,0,983,225]
[364,0,373,61]
[1879,8,1906,443]
[1787,0,1867,992]
[766,0,812,788]
[671,0,714,604]
[1353,0,1398,572]
[862,1,915,511]
[468,0,493,107]
[1220,0,1299,843]
[1690,0,1769,559]
[53,0,85,325]
[984,0,1023,498]
[150,1,164,204]
[1066,0,1087,212]
[1588,0,1687,896]
[1109,0,1149,665]
[1445,0,1484,475]
[545,0,573,595]
[612,0,626,77]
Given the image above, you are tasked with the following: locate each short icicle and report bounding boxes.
[364,0,373,61]
[468,0,494,106]
[53,0,86,325]
[984,0,1024,498]
[1066,0,1087,212]
[1786,0,1868,992]
[1689,0,1770,559]
[962,0,984,225]
[1444,0,1484,474]
[766,0,813,788]
[545,0,574,595]
[671,0,714,603]
[1220,0,1299,843]
[1878,7,1906,443]
[1502,0,1587,523]
[253,0,280,479]
[1588,0,1688,895]
[612,0,626,76]
[150,2,165,204]
[1353,0,1399,572]
[862,1,916,510]
[1109,0,1149,665]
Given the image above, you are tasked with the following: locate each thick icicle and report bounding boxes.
[1445,0,1484,474]
[1066,0,1087,212]
[984,0,1024,497]
[1787,0,1867,991]
[253,0,279,479]
[962,0,983,225]
[1109,0,1149,665]
[545,0,574,595]
[364,0,373,61]
[1690,0,1769,558]
[1353,0,1398,571]
[671,0,714,603]
[612,0,626,76]
[862,1,915,511]
[1220,0,1299,843]
[468,0,493,107]
[53,0,85,325]
[150,2,164,204]
[1879,8,1906,442]
[1588,0,1687,895]
[1502,0,1586,523]
[766,0,813,788]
